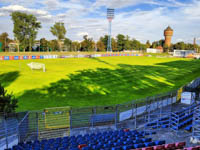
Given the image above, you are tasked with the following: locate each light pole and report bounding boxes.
[107,8,115,52]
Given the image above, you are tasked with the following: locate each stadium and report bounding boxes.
[1,0,200,150]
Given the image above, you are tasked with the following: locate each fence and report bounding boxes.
[0,91,179,149]
[0,52,143,61]
[1,77,200,149]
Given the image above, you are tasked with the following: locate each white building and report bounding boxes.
[146,48,163,53]
[173,50,195,57]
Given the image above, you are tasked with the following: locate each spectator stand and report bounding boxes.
[144,94,173,133]
[170,103,197,136]
[192,103,200,143]
[2,77,200,149]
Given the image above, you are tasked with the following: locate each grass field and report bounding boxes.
[0,56,200,112]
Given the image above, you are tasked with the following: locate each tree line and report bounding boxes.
[0,11,199,52]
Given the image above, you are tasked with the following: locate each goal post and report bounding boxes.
[44,106,70,129]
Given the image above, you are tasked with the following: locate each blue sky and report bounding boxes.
[0,0,200,44]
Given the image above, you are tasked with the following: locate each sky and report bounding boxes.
[0,0,200,44]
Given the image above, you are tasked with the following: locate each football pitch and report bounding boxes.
[0,56,200,112]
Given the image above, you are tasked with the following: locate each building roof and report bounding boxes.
[156,46,163,50]
[165,26,173,31]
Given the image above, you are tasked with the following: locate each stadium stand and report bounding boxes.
[6,128,200,150]
[145,103,199,131]
[5,129,167,150]
[2,77,200,150]
[171,103,197,131]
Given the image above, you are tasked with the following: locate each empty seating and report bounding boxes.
[171,104,196,131]
[130,141,187,150]
[8,129,161,150]
[184,146,200,150]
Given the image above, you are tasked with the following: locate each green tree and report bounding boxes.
[146,40,151,48]
[131,39,141,50]
[97,39,105,52]
[49,40,59,51]
[163,44,169,52]
[159,39,165,47]
[124,35,131,50]
[81,35,95,51]
[99,35,108,50]
[64,38,72,51]
[174,42,185,50]
[0,84,18,113]
[40,38,49,52]
[50,22,66,51]
[11,12,41,52]
[0,32,12,52]
[116,34,125,51]
[112,38,118,51]
[71,41,81,51]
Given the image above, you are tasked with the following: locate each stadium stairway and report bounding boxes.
[145,103,199,132]
[171,103,198,132]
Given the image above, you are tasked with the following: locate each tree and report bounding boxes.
[49,40,59,51]
[0,32,10,52]
[96,39,105,52]
[158,39,165,47]
[40,38,49,52]
[81,35,95,51]
[64,38,72,51]
[71,41,81,51]
[50,22,66,51]
[116,34,125,51]
[146,40,151,48]
[124,35,131,50]
[0,84,18,113]
[131,39,141,50]
[163,44,169,52]
[112,38,118,51]
[11,12,41,52]
[173,42,185,50]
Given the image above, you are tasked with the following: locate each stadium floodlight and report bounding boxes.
[107,8,115,52]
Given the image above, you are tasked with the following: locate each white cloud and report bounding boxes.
[182,0,200,19]
[77,32,89,37]
[0,5,53,22]
[93,0,152,9]
[176,38,184,42]
[93,0,186,9]
[43,0,60,10]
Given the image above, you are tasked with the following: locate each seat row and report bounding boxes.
[174,103,197,115]
[145,117,170,130]
[185,124,193,132]
[172,118,193,130]
[184,145,200,150]
[9,137,155,150]
[7,129,156,150]
[172,113,193,123]
[133,141,186,150]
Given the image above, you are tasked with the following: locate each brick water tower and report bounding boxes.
[164,26,173,47]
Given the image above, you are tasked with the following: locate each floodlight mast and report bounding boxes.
[107,8,115,52]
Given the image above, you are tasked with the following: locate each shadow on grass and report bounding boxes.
[0,71,20,87]
[89,57,116,67]
[16,59,200,111]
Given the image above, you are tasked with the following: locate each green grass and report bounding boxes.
[0,56,200,112]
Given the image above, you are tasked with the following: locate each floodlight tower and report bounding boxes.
[107,8,115,52]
